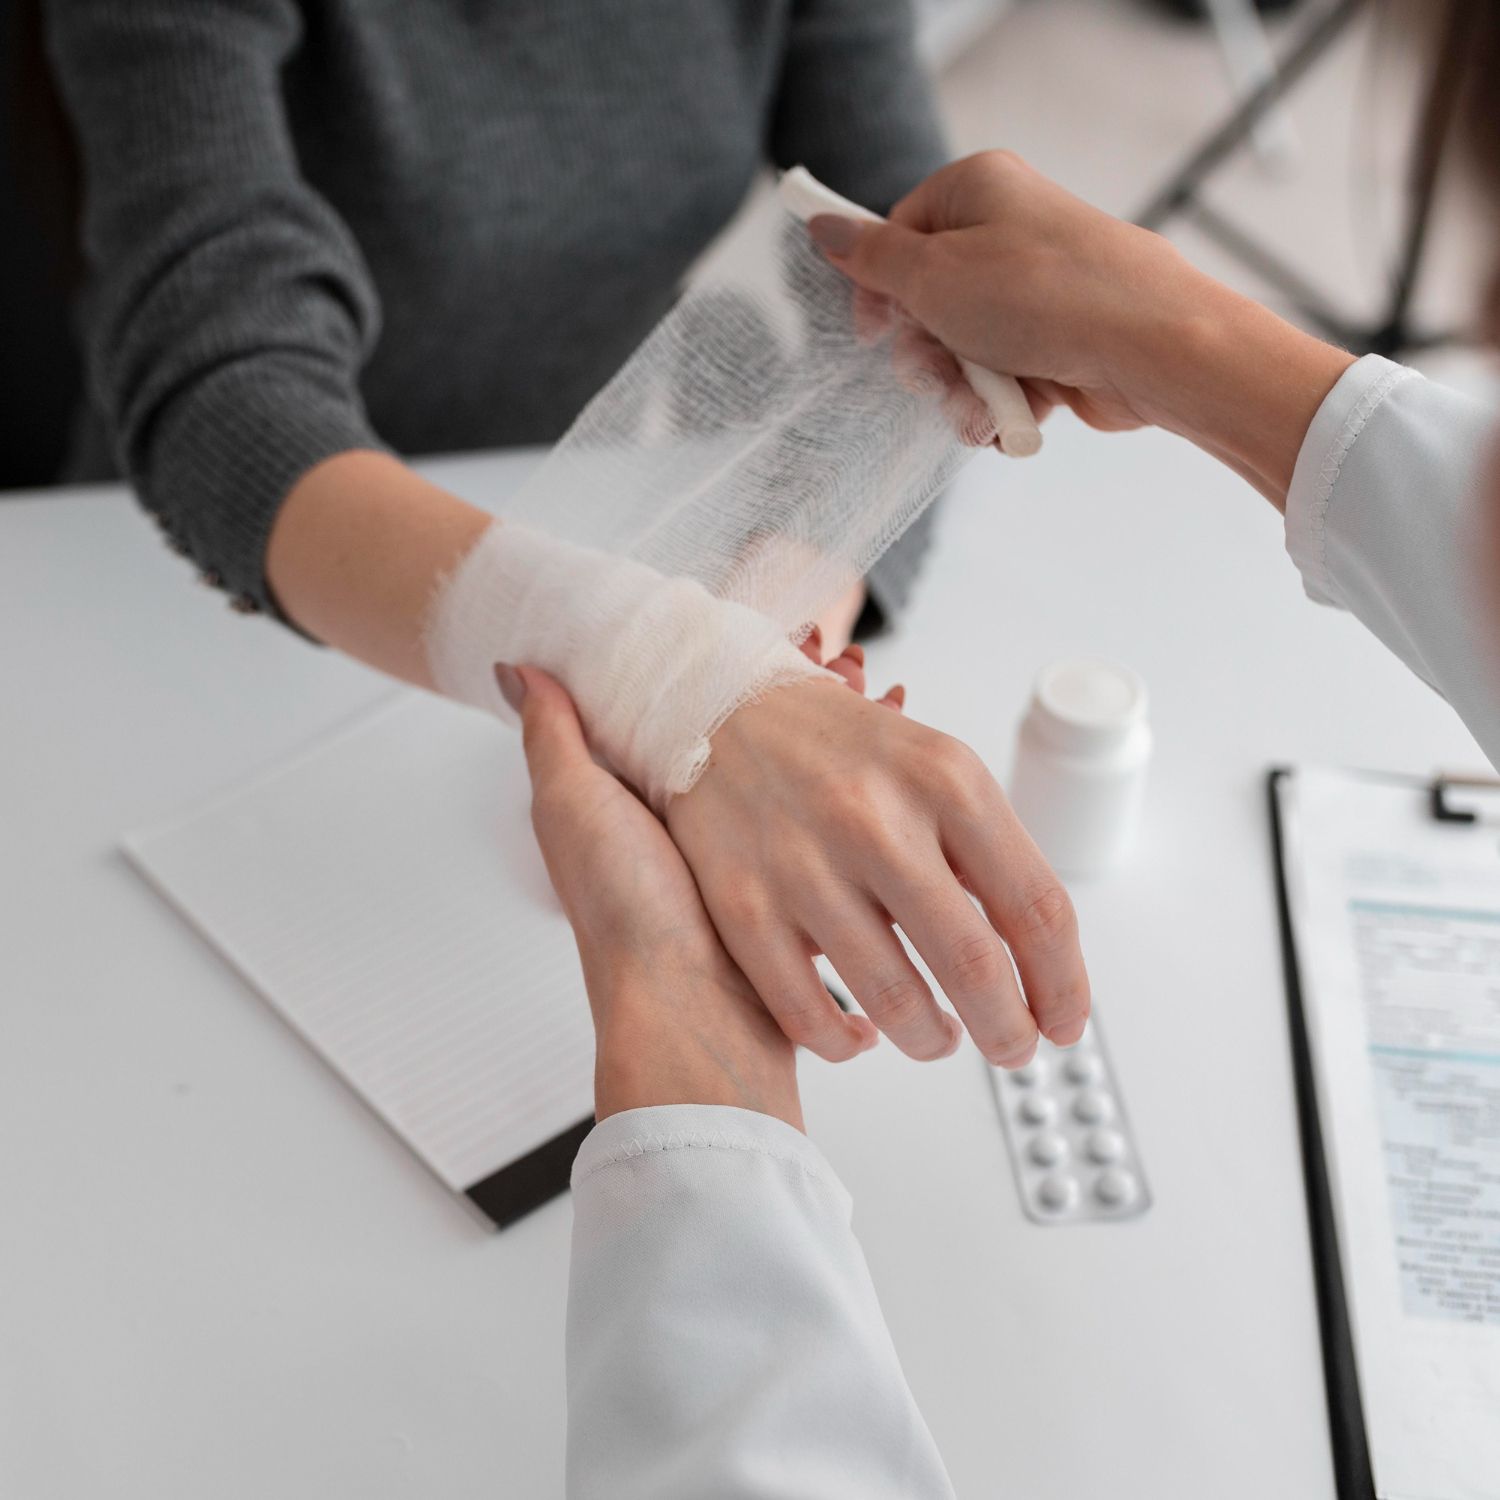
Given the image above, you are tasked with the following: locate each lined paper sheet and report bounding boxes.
[123,695,594,1196]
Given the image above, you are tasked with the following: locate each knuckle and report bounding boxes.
[864,972,932,1032]
[945,930,1006,995]
[775,998,839,1052]
[715,882,773,934]
[823,768,887,825]
[981,147,1029,178]
[925,735,993,812]
[980,1018,1039,1066]
[1014,881,1077,950]
[935,733,986,782]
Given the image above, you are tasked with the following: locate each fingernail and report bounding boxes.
[1047,1016,1088,1048]
[808,214,862,257]
[806,624,823,654]
[885,684,906,709]
[494,662,526,711]
[845,643,864,666]
[991,1036,1038,1070]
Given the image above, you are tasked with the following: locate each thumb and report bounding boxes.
[809,215,931,304]
[514,667,592,787]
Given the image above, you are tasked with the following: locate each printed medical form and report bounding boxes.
[1280,766,1500,1499]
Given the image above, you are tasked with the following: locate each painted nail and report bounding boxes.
[808,214,862,256]
[494,662,527,711]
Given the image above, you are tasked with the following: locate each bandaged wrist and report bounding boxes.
[426,521,833,809]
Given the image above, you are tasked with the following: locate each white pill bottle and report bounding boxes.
[1008,657,1152,878]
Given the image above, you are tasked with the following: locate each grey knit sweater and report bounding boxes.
[45,0,947,626]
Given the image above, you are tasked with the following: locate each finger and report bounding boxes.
[890,325,998,447]
[852,286,896,346]
[891,321,958,397]
[876,855,1039,1068]
[515,667,593,789]
[809,215,932,306]
[814,904,961,1061]
[1019,377,1056,423]
[879,683,906,712]
[713,919,878,1063]
[943,808,1090,1048]
[825,643,866,694]
[943,382,1000,449]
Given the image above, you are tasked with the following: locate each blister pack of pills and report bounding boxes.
[988,1017,1151,1224]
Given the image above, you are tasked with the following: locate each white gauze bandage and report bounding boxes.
[427,522,829,809]
[778,167,1043,459]
[428,171,1007,806]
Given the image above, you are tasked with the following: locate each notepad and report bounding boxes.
[123,694,595,1228]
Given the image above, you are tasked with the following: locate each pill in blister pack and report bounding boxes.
[988,1016,1151,1224]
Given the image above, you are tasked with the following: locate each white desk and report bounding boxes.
[0,415,1484,1499]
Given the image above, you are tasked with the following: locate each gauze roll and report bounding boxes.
[427,520,831,809]
[778,166,1042,459]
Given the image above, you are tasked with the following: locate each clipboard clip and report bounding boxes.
[1429,772,1500,825]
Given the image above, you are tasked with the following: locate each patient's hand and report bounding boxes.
[667,655,1089,1067]
[517,666,802,1127]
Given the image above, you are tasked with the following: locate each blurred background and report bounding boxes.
[4,0,1495,491]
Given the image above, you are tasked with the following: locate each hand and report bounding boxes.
[666,665,1089,1069]
[808,151,1355,506]
[516,666,802,1128]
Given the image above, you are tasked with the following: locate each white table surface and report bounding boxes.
[0,413,1485,1499]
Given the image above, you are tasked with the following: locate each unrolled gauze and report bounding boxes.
[428,178,985,803]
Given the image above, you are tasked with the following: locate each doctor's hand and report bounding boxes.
[667,665,1089,1069]
[517,666,803,1128]
[810,151,1354,508]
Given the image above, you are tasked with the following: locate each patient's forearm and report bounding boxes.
[266,450,492,687]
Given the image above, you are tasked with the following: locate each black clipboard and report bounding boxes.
[1267,767,1378,1500]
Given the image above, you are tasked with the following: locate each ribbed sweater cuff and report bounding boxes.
[139,353,388,627]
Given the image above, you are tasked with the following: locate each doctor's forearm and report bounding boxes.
[1118,274,1356,512]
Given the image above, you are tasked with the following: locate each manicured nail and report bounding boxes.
[808,214,862,257]
[494,662,526,711]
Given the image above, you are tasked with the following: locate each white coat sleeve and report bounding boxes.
[565,1104,956,1500]
[1285,353,1500,766]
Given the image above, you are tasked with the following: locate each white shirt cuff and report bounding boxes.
[1284,352,1417,609]
[572,1102,848,1210]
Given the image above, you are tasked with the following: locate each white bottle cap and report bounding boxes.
[1026,657,1148,758]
